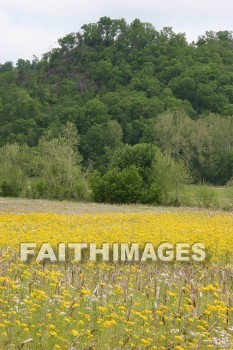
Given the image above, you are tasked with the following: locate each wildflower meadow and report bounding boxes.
[0,211,233,349]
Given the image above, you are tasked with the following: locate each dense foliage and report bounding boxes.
[0,17,233,203]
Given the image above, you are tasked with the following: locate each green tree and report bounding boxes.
[151,152,192,205]
[0,144,31,197]
[90,166,143,203]
[36,123,87,200]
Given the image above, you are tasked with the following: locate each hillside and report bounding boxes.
[0,17,232,203]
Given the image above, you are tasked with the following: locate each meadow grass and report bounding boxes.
[180,185,233,210]
[0,201,233,349]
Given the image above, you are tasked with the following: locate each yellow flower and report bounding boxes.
[71,330,79,337]
[103,320,117,328]
[97,306,107,312]
[49,324,56,329]
[50,331,58,337]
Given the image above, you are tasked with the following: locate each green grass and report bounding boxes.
[180,185,233,210]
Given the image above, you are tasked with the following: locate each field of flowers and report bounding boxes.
[0,211,233,349]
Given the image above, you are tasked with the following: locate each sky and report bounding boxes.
[1,0,233,64]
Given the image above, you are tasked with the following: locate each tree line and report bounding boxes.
[0,17,233,204]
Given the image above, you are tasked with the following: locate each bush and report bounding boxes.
[194,184,220,209]
[0,181,22,197]
[226,177,233,204]
[0,144,30,198]
[90,166,143,203]
[226,177,233,191]
[110,143,159,184]
[140,183,162,204]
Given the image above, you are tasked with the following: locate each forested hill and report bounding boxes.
[0,17,233,186]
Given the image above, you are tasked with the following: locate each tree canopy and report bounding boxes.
[0,17,233,192]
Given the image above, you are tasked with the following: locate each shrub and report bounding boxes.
[90,166,143,203]
[194,184,220,209]
[0,181,21,197]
